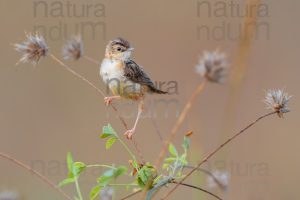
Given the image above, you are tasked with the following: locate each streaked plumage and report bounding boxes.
[124,60,167,94]
[100,38,166,100]
[99,37,167,139]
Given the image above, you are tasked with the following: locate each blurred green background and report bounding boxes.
[0,0,299,199]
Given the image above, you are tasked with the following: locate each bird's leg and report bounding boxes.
[124,100,144,139]
[104,96,121,106]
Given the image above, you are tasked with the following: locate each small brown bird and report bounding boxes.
[100,38,167,139]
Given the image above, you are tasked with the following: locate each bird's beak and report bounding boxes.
[128,47,134,51]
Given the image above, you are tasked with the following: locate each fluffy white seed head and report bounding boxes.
[264,89,291,117]
[195,50,228,83]
[62,36,83,61]
[14,33,48,65]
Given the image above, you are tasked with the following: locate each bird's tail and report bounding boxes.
[149,86,168,94]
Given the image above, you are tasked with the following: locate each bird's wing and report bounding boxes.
[124,60,168,94]
[124,59,155,87]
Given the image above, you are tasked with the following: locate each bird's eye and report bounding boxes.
[117,47,122,52]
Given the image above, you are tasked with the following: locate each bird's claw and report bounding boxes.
[104,97,113,106]
[124,129,135,140]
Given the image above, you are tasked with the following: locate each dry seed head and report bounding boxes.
[195,50,228,83]
[264,89,291,117]
[14,33,48,65]
[62,36,83,61]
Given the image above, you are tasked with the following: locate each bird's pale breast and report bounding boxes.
[100,58,145,99]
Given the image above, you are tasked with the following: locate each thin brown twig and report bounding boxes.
[132,138,145,164]
[83,55,99,65]
[50,54,105,96]
[160,111,277,199]
[170,181,222,200]
[120,189,142,200]
[150,115,164,142]
[0,152,72,200]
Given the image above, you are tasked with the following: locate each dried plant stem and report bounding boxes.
[161,111,277,199]
[171,181,222,200]
[132,138,145,163]
[154,81,206,168]
[83,55,99,65]
[150,115,164,142]
[50,54,105,96]
[0,152,72,200]
[120,189,142,200]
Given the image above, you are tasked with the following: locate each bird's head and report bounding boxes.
[105,37,134,61]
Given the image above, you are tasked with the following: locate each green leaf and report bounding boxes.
[58,177,74,187]
[137,165,155,187]
[176,170,183,177]
[90,185,102,200]
[164,157,176,163]
[182,136,190,151]
[179,154,187,165]
[105,137,117,149]
[100,133,111,139]
[96,166,127,187]
[138,169,148,185]
[168,144,178,157]
[101,124,117,139]
[97,168,114,186]
[97,175,112,186]
[131,160,139,169]
[114,166,127,178]
[73,162,86,176]
[162,163,169,169]
[67,152,74,173]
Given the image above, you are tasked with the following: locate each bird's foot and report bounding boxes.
[104,97,114,106]
[124,128,135,140]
